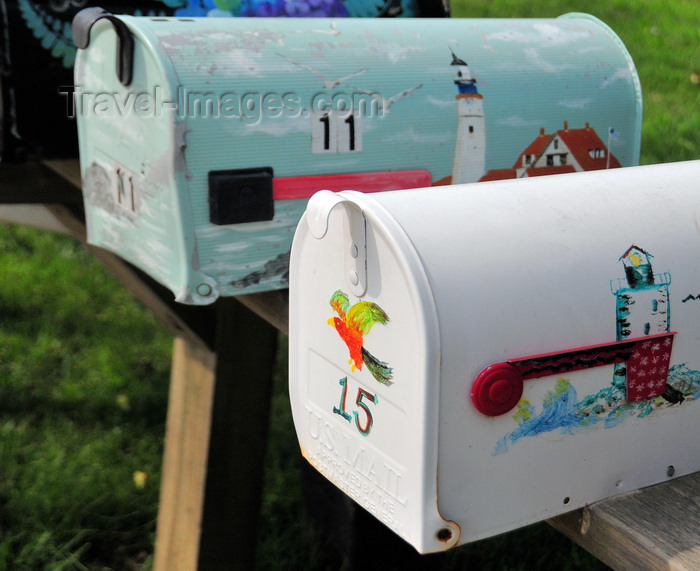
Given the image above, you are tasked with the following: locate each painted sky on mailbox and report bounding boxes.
[151,15,640,180]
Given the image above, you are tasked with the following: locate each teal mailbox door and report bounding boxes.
[75,13,641,304]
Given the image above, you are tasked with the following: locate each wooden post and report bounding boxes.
[197,298,278,570]
[153,299,278,570]
[153,337,216,571]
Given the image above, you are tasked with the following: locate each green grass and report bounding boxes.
[0,0,698,568]
[451,0,700,165]
[0,226,171,570]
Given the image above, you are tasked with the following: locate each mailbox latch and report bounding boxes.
[343,204,367,298]
[306,190,368,297]
[208,167,274,225]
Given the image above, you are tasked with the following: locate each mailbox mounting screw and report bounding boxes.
[436,527,453,543]
[197,283,213,297]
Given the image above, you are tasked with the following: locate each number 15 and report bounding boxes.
[333,377,378,436]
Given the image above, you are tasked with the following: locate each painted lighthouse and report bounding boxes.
[611,245,675,401]
[450,49,486,184]
[613,246,671,340]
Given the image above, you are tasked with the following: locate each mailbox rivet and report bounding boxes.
[667,465,675,477]
[436,527,453,543]
[197,283,213,297]
[350,243,359,258]
[349,271,359,286]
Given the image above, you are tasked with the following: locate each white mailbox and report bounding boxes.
[289,161,700,553]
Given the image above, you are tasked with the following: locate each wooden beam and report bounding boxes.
[44,159,82,188]
[47,203,217,349]
[237,289,289,334]
[548,472,700,571]
[0,161,83,203]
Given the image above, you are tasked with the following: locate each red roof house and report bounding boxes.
[478,122,621,182]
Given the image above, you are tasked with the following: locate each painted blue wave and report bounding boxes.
[495,364,700,455]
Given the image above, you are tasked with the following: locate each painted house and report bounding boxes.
[479,122,621,182]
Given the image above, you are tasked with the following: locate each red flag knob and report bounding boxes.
[471,363,524,416]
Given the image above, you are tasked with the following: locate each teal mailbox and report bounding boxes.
[73,10,641,304]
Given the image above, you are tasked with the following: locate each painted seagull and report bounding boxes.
[351,83,423,113]
[291,22,341,36]
[277,53,367,89]
[328,290,393,385]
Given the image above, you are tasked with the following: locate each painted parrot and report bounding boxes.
[328,290,393,385]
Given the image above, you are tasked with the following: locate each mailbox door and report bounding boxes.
[289,191,460,553]
[75,17,217,303]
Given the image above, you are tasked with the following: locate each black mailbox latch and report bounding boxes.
[208,167,274,225]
